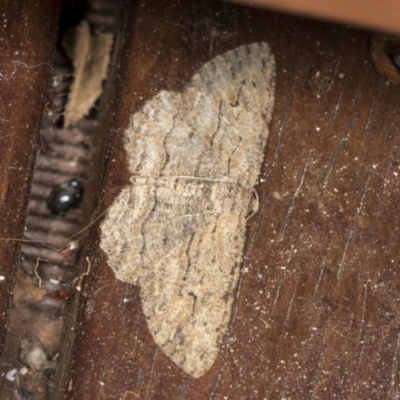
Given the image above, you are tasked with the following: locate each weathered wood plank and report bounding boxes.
[58,0,400,398]
[0,0,61,358]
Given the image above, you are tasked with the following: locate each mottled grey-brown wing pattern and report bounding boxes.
[100,42,276,377]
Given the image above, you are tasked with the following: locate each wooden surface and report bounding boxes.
[56,0,400,398]
[231,0,400,34]
[0,0,61,358]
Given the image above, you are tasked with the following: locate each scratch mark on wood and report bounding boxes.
[256,316,271,329]
[144,348,159,400]
[271,74,299,171]
[208,367,223,400]
[364,80,379,130]
[389,333,400,398]
[312,262,325,302]
[270,248,294,317]
[355,282,369,375]
[358,282,368,340]
[284,287,296,326]
[310,324,331,400]
[315,29,347,114]
[355,340,366,381]
[337,170,372,279]
[332,75,349,120]
[279,161,308,241]
[319,112,357,197]
[257,74,299,251]
[123,389,141,399]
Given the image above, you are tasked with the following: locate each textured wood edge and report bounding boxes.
[0,0,62,358]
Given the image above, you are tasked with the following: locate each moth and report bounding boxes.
[100,42,276,377]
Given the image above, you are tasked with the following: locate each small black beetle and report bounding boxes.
[47,179,84,216]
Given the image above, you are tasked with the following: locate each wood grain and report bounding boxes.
[55,0,400,398]
[0,0,61,358]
